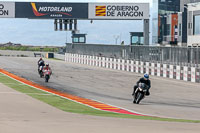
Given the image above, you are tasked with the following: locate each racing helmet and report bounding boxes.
[46,63,49,66]
[144,73,149,79]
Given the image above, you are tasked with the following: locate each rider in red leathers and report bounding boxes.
[42,63,52,75]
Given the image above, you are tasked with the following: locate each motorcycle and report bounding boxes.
[38,60,45,78]
[43,69,51,82]
[38,66,44,78]
[133,83,149,104]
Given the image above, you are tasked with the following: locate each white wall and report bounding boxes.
[188,35,200,46]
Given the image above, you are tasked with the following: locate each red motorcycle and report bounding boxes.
[43,69,51,82]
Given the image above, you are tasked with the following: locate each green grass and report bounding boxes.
[0,73,200,123]
[0,46,59,52]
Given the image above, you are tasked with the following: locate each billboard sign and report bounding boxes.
[0,2,15,18]
[89,3,149,20]
[15,2,88,19]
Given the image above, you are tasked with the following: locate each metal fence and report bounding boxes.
[129,46,200,67]
[65,44,200,67]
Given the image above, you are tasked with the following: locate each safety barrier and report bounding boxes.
[53,53,65,60]
[66,44,200,67]
[65,53,200,83]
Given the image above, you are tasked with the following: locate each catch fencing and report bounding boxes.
[66,44,200,67]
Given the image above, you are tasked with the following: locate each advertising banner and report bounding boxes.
[15,2,88,19]
[169,65,174,79]
[122,59,125,71]
[140,62,144,74]
[136,61,139,73]
[176,66,181,80]
[89,3,149,20]
[0,2,15,18]
[114,59,117,69]
[131,61,134,72]
[191,67,196,83]
[146,62,149,74]
[109,58,113,69]
[157,63,161,76]
[126,60,130,72]
[151,63,155,76]
[163,64,167,78]
[183,66,188,81]
[118,59,121,70]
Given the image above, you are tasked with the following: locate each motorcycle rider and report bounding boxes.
[38,57,45,69]
[132,73,151,96]
[38,57,45,75]
[43,63,52,75]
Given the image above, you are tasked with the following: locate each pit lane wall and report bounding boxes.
[65,53,200,83]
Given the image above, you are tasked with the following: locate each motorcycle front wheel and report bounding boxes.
[45,75,49,82]
[135,92,144,104]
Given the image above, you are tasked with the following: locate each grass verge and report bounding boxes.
[0,73,200,123]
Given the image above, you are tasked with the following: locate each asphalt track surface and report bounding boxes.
[0,57,200,120]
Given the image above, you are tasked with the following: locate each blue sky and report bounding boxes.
[0,0,149,46]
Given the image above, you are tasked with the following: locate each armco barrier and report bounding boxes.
[65,53,200,83]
